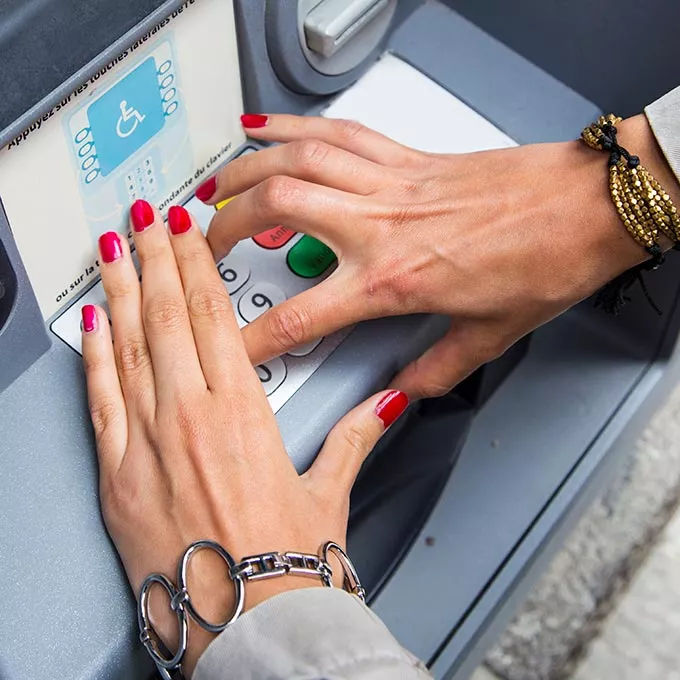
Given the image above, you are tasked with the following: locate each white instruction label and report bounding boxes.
[0,0,246,319]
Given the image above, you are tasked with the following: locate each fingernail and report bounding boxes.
[375,391,409,429]
[241,113,269,129]
[195,176,217,203]
[81,305,98,334]
[99,232,123,264]
[168,205,192,235]
[130,199,155,232]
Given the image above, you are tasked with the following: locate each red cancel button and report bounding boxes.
[253,226,296,250]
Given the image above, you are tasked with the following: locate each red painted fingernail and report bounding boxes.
[99,232,123,264]
[375,391,409,429]
[81,305,98,334]
[168,205,192,235]
[130,199,155,232]
[195,176,217,203]
[241,113,269,129]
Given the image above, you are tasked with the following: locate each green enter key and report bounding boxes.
[287,236,337,279]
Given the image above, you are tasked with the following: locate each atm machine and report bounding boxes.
[3,1,680,679]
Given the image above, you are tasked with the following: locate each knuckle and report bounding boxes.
[387,203,417,232]
[82,350,108,376]
[256,176,301,218]
[398,176,422,197]
[177,245,207,267]
[187,286,231,323]
[341,424,372,459]
[418,380,453,399]
[89,396,121,440]
[144,296,186,333]
[116,337,150,376]
[479,336,507,364]
[104,279,137,303]
[359,268,384,303]
[360,265,415,314]
[136,243,165,266]
[410,357,454,400]
[266,305,311,351]
[383,270,415,309]
[293,139,330,172]
[334,119,365,142]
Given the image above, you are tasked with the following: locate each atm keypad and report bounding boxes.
[253,226,297,250]
[217,253,251,295]
[256,358,287,397]
[238,283,287,324]
[51,148,351,414]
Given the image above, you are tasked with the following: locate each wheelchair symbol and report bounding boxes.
[116,100,146,139]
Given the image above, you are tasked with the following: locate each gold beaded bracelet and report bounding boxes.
[581,114,680,314]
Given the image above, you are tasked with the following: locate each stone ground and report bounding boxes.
[468,381,680,680]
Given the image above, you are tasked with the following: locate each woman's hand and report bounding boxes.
[81,201,408,676]
[200,114,679,399]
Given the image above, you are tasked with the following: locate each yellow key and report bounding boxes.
[216,196,236,211]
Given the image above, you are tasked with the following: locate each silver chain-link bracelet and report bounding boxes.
[137,540,365,680]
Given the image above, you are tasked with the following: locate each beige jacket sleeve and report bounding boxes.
[645,85,680,184]
[193,588,432,680]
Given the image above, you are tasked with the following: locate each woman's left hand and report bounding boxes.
[81,201,407,676]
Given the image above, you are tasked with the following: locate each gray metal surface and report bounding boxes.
[432,349,680,680]
[0,0,185,149]
[233,0,420,116]
[441,0,680,119]
[0,339,154,680]
[372,308,660,677]
[387,1,601,144]
[300,0,397,72]
[0,203,50,394]
[0,0,168,136]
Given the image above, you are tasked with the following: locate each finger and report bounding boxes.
[129,200,205,398]
[167,205,256,391]
[241,274,363,366]
[306,390,410,495]
[390,326,494,400]
[196,140,389,207]
[240,113,422,168]
[81,304,127,475]
[206,176,359,261]
[97,230,155,418]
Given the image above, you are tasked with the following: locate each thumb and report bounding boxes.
[306,390,410,495]
[390,325,494,400]
[241,272,362,366]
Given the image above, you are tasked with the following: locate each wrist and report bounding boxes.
[604,114,679,256]
[565,113,680,290]
[182,577,322,677]
[560,137,647,289]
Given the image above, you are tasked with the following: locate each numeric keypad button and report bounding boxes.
[256,358,287,396]
[217,254,251,295]
[287,338,323,358]
[238,283,286,324]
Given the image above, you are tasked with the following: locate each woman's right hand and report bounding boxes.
[200,114,680,400]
